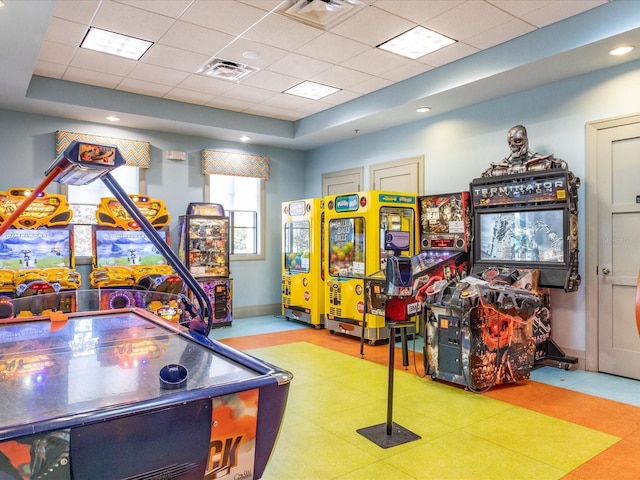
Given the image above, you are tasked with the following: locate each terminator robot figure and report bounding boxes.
[482,125,568,177]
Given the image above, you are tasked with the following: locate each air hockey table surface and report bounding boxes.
[0,295,291,480]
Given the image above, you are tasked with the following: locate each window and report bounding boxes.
[206,174,264,259]
[63,166,143,260]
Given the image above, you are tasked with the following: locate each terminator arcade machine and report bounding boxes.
[324,191,418,344]
[470,168,580,367]
[281,198,324,328]
[178,203,232,328]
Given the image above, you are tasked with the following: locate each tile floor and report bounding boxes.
[210,315,640,480]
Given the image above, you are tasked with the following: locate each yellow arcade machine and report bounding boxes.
[0,187,81,317]
[90,194,182,319]
[324,191,418,343]
[282,198,324,328]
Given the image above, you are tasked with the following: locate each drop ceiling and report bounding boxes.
[1,0,640,150]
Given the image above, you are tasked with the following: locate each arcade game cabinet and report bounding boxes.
[324,191,418,344]
[0,141,291,480]
[0,188,81,317]
[470,168,580,367]
[89,194,183,321]
[282,198,324,328]
[178,203,232,328]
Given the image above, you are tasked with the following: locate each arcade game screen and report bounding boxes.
[94,228,168,267]
[0,228,72,269]
[477,208,565,264]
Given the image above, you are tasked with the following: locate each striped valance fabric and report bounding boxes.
[201,150,270,179]
[55,130,151,168]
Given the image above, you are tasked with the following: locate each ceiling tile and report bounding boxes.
[320,89,362,105]
[70,49,137,77]
[165,87,216,105]
[141,44,210,73]
[117,78,173,96]
[223,84,277,103]
[206,96,254,112]
[241,10,324,50]
[374,0,466,23]
[295,32,369,64]
[43,17,88,47]
[115,0,193,18]
[424,1,515,41]
[311,65,373,90]
[417,42,480,68]
[52,0,100,25]
[346,48,412,76]
[464,19,536,50]
[38,41,77,66]
[91,1,176,41]
[380,62,434,82]
[157,21,235,57]
[241,70,302,92]
[263,93,318,110]
[63,66,123,89]
[127,63,190,86]
[215,38,289,70]
[331,7,415,47]
[180,0,268,36]
[177,74,237,96]
[520,0,609,28]
[33,61,67,79]
[487,0,555,17]
[349,76,395,95]
[267,53,333,78]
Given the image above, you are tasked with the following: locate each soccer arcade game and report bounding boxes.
[0,188,81,317]
[324,191,418,343]
[178,203,232,327]
[0,141,291,480]
[90,194,183,321]
[281,198,324,327]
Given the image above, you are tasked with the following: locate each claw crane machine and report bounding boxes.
[324,191,418,343]
[281,198,324,327]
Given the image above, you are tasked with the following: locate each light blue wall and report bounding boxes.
[304,58,640,353]
[0,111,306,311]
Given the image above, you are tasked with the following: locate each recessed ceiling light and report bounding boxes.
[416,107,431,113]
[105,115,120,122]
[240,136,251,142]
[80,27,153,60]
[609,45,634,56]
[378,26,455,60]
[284,81,340,100]
[242,50,260,60]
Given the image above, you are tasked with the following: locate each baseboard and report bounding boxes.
[232,303,281,319]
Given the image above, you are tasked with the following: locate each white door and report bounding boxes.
[322,167,362,196]
[370,156,423,193]
[593,120,640,379]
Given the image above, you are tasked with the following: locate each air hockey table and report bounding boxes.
[0,295,291,480]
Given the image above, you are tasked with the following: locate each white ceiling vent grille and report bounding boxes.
[278,0,367,30]
[197,59,258,82]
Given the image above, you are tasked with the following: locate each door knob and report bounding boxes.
[602,267,611,275]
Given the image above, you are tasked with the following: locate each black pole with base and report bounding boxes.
[356,321,421,448]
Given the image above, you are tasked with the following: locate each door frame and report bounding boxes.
[585,112,640,372]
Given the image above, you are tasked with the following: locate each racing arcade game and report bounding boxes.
[90,194,183,321]
[0,188,81,317]
[0,141,291,480]
[282,198,324,328]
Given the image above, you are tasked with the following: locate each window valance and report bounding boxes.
[55,130,151,168]
[201,150,270,180]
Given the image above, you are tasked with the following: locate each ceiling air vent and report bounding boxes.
[278,0,367,30]
[197,59,258,82]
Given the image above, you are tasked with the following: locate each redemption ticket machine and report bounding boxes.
[0,141,291,480]
[324,191,418,343]
[178,203,232,328]
[281,198,324,328]
[0,188,81,317]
